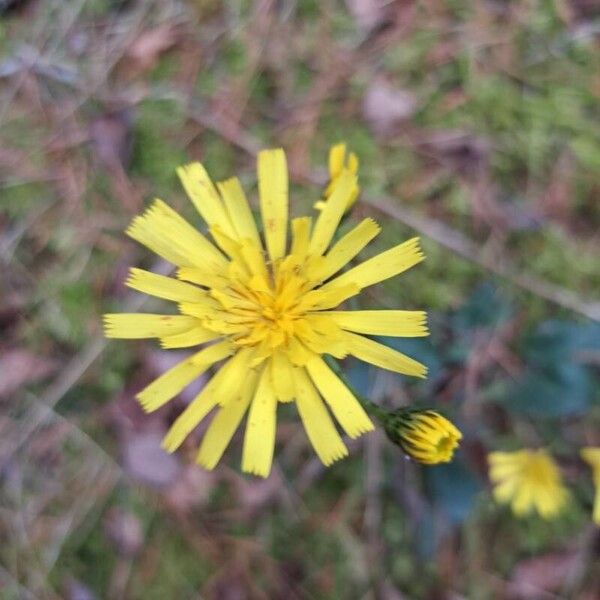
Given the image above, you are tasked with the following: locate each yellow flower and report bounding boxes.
[315,143,360,212]
[104,147,428,477]
[382,409,461,464]
[580,447,600,524]
[488,449,569,519]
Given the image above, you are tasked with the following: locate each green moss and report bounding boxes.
[512,226,600,295]
[50,516,116,596]
[131,100,187,195]
[196,131,237,181]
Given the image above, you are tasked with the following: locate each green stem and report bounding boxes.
[356,395,388,424]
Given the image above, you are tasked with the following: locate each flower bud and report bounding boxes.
[314,143,360,212]
[384,409,462,464]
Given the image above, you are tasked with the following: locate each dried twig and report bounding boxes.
[365,195,600,322]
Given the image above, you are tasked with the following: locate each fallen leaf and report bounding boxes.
[419,129,490,176]
[122,431,181,488]
[345,0,391,33]
[508,552,578,599]
[205,565,258,600]
[538,151,575,223]
[380,582,407,600]
[126,25,179,72]
[89,109,133,172]
[0,294,24,334]
[104,507,144,556]
[65,578,97,600]
[362,78,417,136]
[566,0,600,23]
[0,348,57,399]
[164,465,215,512]
[234,472,283,514]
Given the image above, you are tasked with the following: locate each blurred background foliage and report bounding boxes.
[1,0,599,598]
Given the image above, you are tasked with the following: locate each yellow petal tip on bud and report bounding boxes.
[383,409,462,465]
[319,143,360,213]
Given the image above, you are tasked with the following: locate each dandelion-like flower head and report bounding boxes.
[581,447,600,524]
[105,146,429,477]
[488,449,569,519]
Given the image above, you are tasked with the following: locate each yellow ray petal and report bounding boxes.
[208,224,247,267]
[305,355,374,438]
[295,283,360,312]
[320,237,424,293]
[347,151,358,173]
[309,169,356,257]
[176,162,236,238]
[488,451,521,465]
[126,199,226,270]
[537,489,566,519]
[103,314,198,339]
[209,288,241,311]
[581,448,600,474]
[304,313,345,342]
[489,460,522,480]
[258,149,288,262]
[217,177,261,247]
[196,369,258,470]
[592,493,599,525]
[320,144,359,210]
[581,448,600,524]
[512,483,534,516]
[290,217,312,260]
[126,268,206,303]
[242,366,278,477]
[239,242,269,283]
[284,336,314,366]
[216,347,256,406]
[293,367,348,466]
[176,267,229,290]
[161,353,241,453]
[328,143,346,178]
[308,218,380,282]
[302,331,346,359]
[269,351,295,402]
[326,310,429,337]
[137,340,232,412]
[342,331,427,378]
[160,326,220,349]
[492,477,520,503]
[177,298,221,318]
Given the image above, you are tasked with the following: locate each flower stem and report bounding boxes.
[356,395,387,424]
